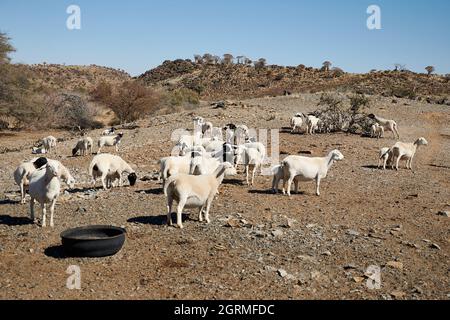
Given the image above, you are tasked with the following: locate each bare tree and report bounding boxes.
[236,56,244,64]
[193,54,203,64]
[394,63,406,71]
[244,57,253,65]
[202,53,214,65]
[0,32,15,64]
[223,53,234,64]
[254,58,267,70]
[425,65,435,76]
[322,61,332,71]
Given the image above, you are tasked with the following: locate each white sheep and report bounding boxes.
[14,158,75,204]
[371,123,384,139]
[97,132,123,153]
[390,137,428,171]
[89,153,137,190]
[378,147,392,169]
[164,162,234,228]
[41,136,57,153]
[235,142,266,168]
[28,162,61,227]
[72,136,93,156]
[271,164,300,194]
[290,113,304,133]
[102,127,116,136]
[281,150,344,196]
[31,146,47,154]
[306,115,320,135]
[368,114,400,139]
[236,146,264,186]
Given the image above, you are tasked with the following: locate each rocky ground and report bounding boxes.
[0,93,449,300]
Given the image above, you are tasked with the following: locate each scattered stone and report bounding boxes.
[321,250,332,256]
[285,274,296,281]
[346,229,360,236]
[353,276,365,283]
[310,271,321,280]
[76,206,87,214]
[277,269,288,278]
[271,229,284,237]
[29,248,34,253]
[344,263,357,270]
[430,243,441,250]
[386,261,404,270]
[437,211,450,217]
[306,223,316,229]
[390,290,406,299]
[265,266,277,272]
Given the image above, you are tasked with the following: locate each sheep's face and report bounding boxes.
[417,137,428,146]
[117,132,124,138]
[331,150,344,161]
[46,163,59,177]
[128,173,137,186]
[67,176,76,189]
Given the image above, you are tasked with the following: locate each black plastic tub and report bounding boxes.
[60,225,126,257]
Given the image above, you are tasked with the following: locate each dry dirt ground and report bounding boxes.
[0,94,449,300]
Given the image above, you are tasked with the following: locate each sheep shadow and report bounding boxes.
[0,215,34,226]
[128,213,190,226]
[0,199,20,205]
[361,165,381,170]
[135,188,163,195]
[44,245,68,259]
[64,187,101,194]
[429,164,450,170]
[223,178,245,186]
[248,189,276,195]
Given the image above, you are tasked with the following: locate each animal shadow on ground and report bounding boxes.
[362,165,382,170]
[65,187,102,194]
[135,188,163,195]
[248,189,277,195]
[428,164,450,170]
[128,213,191,226]
[0,199,20,205]
[223,178,245,186]
[0,215,33,226]
[44,245,67,259]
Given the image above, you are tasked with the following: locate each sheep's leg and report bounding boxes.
[294,179,299,194]
[395,156,401,171]
[251,164,257,186]
[166,197,173,226]
[118,171,123,187]
[282,178,287,195]
[20,182,25,204]
[204,199,212,224]
[49,198,56,227]
[315,176,321,196]
[286,176,294,197]
[176,198,186,229]
[101,174,108,190]
[245,165,250,185]
[30,198,35,221]
[41,203,47,227]
[198,205,204,222]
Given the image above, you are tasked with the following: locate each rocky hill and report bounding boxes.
[26,63,132,92]
[138,59,450,103]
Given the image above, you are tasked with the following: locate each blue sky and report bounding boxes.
[0,0,449,76]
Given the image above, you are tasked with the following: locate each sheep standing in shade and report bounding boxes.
[305,115,320,135]
[164,162,234,228]
[390,137,428,171]
[368,114,400,139]
[28,161,61,227]
[371,123,384,139]
[281,150,344,196]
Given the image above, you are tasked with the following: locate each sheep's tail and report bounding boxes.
[88,161,98,177]
[380,148,391,159]
[163,175,176,197]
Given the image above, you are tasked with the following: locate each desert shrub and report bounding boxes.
[165,88,199,108]
[106,81,161,123]
[90,81,112,102]
[311,93,371,134]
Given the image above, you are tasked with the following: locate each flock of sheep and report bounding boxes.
[11,112,428,229]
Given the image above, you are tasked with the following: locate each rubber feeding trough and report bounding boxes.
[60,225,126,257]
